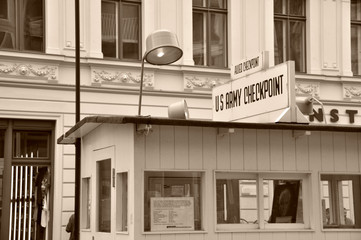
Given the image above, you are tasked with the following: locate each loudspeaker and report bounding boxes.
[168,99,189,119]
[296,97,314,115]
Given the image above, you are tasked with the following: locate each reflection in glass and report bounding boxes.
[97,159,111,232]
[290,20,305,72]
[216,179,258,225]
[102,0,118,58]
[351,24,361,75]
[210,13,227,68]
[116,172,128,232]
[351,0,361,21]
[289,0,305,16]
[121,4,140,60]
[274,20,286,66]
[23,0,44,51]
[82,177,91,229]
[144,171,203,232]
[13,131,50,158]
[265,180,303,224]
[193,11,206,65]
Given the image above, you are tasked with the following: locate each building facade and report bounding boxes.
[0,0,360,240]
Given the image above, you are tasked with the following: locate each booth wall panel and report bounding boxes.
[321,132,335,171]
[174,126,189,169]
[345,133,359,172]
[146,125,161,169]
[230,129,244,170]
[257,129,271,171]
[270,130,284,171]
[283,130,296,171]
[244,129,257,171]
[160,125,175,169]
[189,127,203,170]
[217,130,231,170]
[333,132,347,172]
[295,133,309,171]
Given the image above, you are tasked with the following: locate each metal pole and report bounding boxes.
[75,0,81,239]
[138,56,146,116]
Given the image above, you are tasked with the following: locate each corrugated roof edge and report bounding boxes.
[57,115,361,145]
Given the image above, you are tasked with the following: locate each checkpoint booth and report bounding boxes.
[58,115,361,240]
[58,60,361,240]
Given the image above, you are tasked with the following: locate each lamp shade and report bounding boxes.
[144,30,183,65]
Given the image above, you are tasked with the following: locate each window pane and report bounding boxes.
[0,0,8,19]
[193,12,206,66]
[351,0,361,21]
[216,179,258,225]
[290,20,306,72]
[265,180,303,224]
[210,0,226,9]
[210,13,227,68]
[13,131,50,158]
[0,129,4,229]
[144,171,203,232]
[193,0,205,7]
[351,25,361,75]
[121,4,140,60]
[116,172,128,232]
[321,175,361,229]
[289,0,305,16]
[23,0,44,51]
[97,159,111,232]
[274,20,287,66]
[81,177,91,229]
[274,0,287,14]
[102,1,118,58]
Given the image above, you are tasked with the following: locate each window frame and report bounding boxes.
[320,173,361,230]
[143,170,206,234]
[101,0,142,61]
[192,0,228,68]
[214,171,311,232]
[351,0,361,76]
[274,0,306,73]
[0,0,45,52]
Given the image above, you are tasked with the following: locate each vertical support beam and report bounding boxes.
[75,0,81,240]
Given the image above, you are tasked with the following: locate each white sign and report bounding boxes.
[213,61,294,122]
[231,51,269,80]
[150,197,194,231]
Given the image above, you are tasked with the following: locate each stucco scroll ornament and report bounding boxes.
[344,86,361,99]
[93,70,154,87]
[295,83,320,97]
[185,76,229,90]
[0,63,57,80]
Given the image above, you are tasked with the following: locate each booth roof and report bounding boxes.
[57,115,361,144]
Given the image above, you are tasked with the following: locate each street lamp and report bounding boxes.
[138,29,183,115]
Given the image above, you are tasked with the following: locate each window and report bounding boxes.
[274,0,306,72]
[13,131,50,159]
[351,0,361,75]
[81,177,91,229]
[144,171,204,232]
[97,159,111,232]
[101,0,141,60]
[116,172,128,232]
[215,172,310,231]
[193,0,227,68]
[0,0,44,52]
[321,174,361,229]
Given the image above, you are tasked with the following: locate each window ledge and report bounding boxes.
[143,230,207,235]
[322,228,361,232]
[215,228,315,233]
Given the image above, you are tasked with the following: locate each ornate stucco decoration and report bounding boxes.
[344,84,361,100]
[184,75,230,91]
[92,70,154,88]
[295,82,320,97]
[0,62,58,80]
